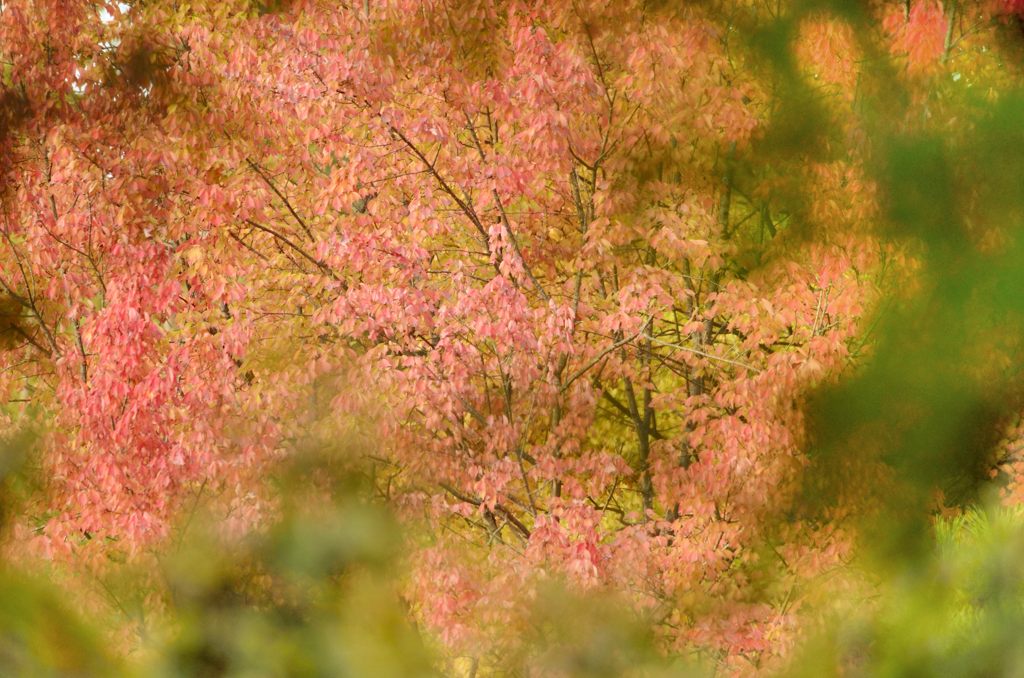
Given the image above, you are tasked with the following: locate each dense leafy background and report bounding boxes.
[4,0,1024,675]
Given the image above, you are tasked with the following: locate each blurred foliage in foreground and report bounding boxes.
[0,434,436,678]
[0,433,696,678]
[788,508,1024,678]
[10,430,1024,676]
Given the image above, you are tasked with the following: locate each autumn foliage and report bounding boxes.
[3,0,1024,674]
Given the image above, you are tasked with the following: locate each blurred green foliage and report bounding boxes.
[0,571,121,677]
[0,434,436,678]
[501,581,702,678]
[0,433,696,678]
[146,460,434,678]
[787,508,1024,677]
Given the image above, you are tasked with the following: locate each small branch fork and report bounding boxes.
[439,481,531,540]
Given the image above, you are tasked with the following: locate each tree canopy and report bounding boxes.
[3,0,1024,674]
